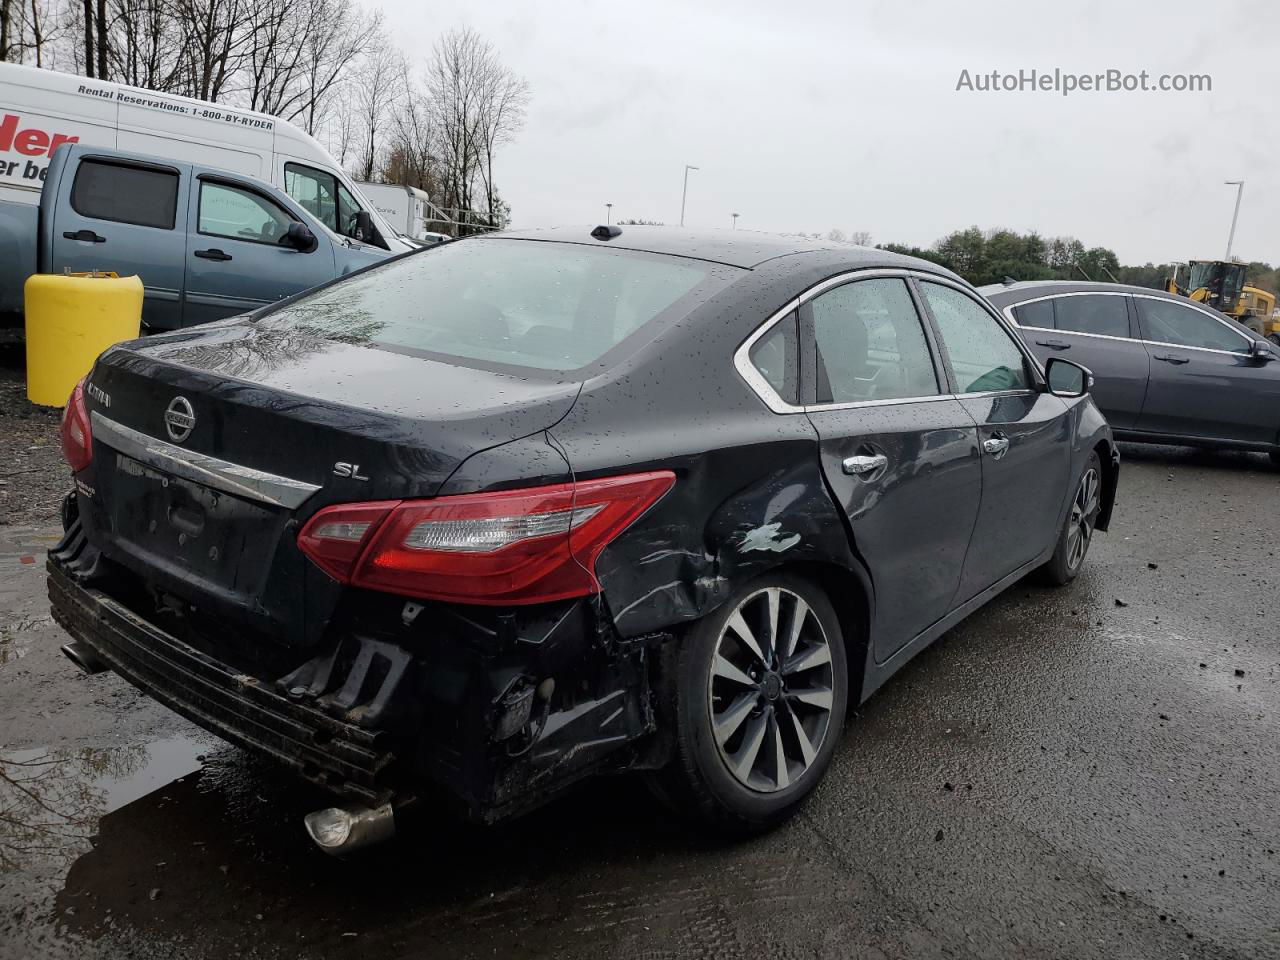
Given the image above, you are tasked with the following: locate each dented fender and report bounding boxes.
[594,444,868,638]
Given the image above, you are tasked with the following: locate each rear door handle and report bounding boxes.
[843,453,888,476]
[63,229,105,243]
[194,248,233,262]
[1153,353,1190,364]
[982,434,1010,459]
[1035,339,1071,350]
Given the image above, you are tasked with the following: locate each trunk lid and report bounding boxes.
[79,321,580,648]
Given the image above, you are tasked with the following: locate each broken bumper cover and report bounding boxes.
[47,559,396,807]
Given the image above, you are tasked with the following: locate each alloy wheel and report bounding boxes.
[1067,467,1100,571]
[707,587,835,793]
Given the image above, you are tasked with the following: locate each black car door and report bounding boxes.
[801,274,983,663]
[916,280,1072,602]
[1011,293,1150,429]
[1131,295,1280,444]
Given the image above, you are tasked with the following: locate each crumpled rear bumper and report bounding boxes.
[47,552,396,807]
[47,512,665,824]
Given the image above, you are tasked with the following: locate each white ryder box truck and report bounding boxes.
[0,62,412,322]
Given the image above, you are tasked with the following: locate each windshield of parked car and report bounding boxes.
[256,238,734,372]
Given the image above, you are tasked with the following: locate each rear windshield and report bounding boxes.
[256,238,735,372]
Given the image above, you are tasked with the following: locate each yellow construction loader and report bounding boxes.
[1166,260,1280,340]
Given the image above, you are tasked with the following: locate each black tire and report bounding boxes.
[654,572,849,833]
[1039,450,1102,586]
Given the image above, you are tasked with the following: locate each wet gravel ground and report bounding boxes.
[0,346,66,527]
[1,442,1278,959]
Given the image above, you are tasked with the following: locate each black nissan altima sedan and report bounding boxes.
[50,226,1118,850]
[982,280,1280,466]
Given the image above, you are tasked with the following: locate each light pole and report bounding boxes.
[1225,180,1244,260]
[732,213,739,229]
[605,202,612,225]
[680,164,699,226]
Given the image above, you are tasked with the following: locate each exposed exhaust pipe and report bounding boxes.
[303,802,396,856]
[61,641,108,675]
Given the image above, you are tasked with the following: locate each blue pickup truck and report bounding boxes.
[0,144,392,333]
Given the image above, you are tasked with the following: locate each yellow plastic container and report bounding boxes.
[25,272,143,407]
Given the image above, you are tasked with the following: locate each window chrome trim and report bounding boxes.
[804,393,957,413]
[1002,290,1255,355]
[1137,339,1250,357]
[733,267,966,414]
[954,387,1038,400]
[1001,290,1134,341]
[1010,322,1137,345]
[1129,292,1255,353]
[91,412,321,509]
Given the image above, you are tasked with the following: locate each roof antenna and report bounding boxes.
[590,225,622,240]
[1001,275,1017,286]
[1101,266,1120,283]
[1073,263,1093,282]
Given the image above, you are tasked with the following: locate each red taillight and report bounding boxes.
[295,500,397,583]
[296,471,675,605]
[60,377,93,473]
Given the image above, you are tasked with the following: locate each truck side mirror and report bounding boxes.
[352,210,375,244]
[283,221,317,253]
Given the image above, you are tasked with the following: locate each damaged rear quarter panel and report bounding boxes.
[592,435,865,637]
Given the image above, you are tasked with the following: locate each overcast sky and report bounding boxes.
[370,0,1277,265]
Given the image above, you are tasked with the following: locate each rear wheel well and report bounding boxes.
[768,560,870,707]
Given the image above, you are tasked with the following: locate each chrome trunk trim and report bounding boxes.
[91,412,321,509]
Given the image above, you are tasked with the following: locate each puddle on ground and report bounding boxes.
[0,613,52,666]
[0,736,206,874]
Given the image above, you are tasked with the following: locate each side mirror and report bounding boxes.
[283,221,317,253]
[352,210,375,244]
[1045,357,1092,398]
[1249,338,1274,362]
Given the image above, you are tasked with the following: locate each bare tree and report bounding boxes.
[80,0,93,75]
[107,0,182,90]
[426,27,482,218]
[0,0,11,60]
[1,0,58,64]
[328,84,360,169]
[849,230,873,246]
[351,35,403,181]
[168,0,253,101]
[3,6,525,230]
[383,65,437,193]
[95,0,106,76]
[426,27,527,227]
[245,0,378,132]
[473,53,527,226]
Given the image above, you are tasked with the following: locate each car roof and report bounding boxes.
[487,225,953,273]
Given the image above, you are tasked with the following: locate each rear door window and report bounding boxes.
[809,278,940,403]
[1010,299,1054,330]
[1136,298,1252,354]
[919,281,1031,393]
[1054,295,1130,338]
[71,160,178,229]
